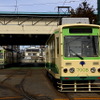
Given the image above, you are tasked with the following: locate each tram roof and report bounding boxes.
[58,24,100,29]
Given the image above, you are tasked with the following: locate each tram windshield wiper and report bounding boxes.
[70,49,84,60]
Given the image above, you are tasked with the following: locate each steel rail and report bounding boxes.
[17,70,37,100]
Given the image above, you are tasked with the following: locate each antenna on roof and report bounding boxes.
[58,6,71,14]
[57,6,71,25]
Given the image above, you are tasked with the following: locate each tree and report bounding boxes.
[70,1,97,24]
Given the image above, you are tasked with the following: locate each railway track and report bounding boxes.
[0,69,53,100]
[0,69,39,100]
[16,70,38,100]
[0,69,100,100]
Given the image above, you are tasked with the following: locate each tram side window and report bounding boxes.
[0,53,3,59]
[56,37,59,57]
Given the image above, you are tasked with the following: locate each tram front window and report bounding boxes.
[64,36,99,57]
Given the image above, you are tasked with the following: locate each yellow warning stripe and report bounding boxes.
[0,96,23,99]
[54,98,100,100]
[74,98,100,100]
[54,99,69,100]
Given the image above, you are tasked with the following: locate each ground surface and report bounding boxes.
[0,64,100,100]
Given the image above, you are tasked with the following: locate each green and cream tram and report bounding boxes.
[45,24,100,92]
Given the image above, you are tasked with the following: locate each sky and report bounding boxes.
[0,0,97,12]
[0,0,97,49]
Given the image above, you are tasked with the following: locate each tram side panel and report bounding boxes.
[45,32,61,80]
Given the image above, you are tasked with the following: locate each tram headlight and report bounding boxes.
[98,68,100,73]
[69,68,75,73]
[63,68,68,73]
[90,67,96,73]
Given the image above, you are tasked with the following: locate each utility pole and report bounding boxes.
[98,0,100,24]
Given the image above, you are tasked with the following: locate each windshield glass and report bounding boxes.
[64,36,99,57]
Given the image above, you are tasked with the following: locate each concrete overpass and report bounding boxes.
[0,12,70,45]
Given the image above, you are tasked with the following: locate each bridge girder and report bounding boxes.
[0,12,69,45]
[0,16,58,34]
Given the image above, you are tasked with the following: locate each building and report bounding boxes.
[23,46,44,63]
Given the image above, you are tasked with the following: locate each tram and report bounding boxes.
[45,24,100,92]
[0,47,20,68]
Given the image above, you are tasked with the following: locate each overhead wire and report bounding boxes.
[0,2,66,7]
[0,0,96,12]
[19,0,80,6]
[63,0,68,6]
[0,5,15,7]
[0,0,80,7]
